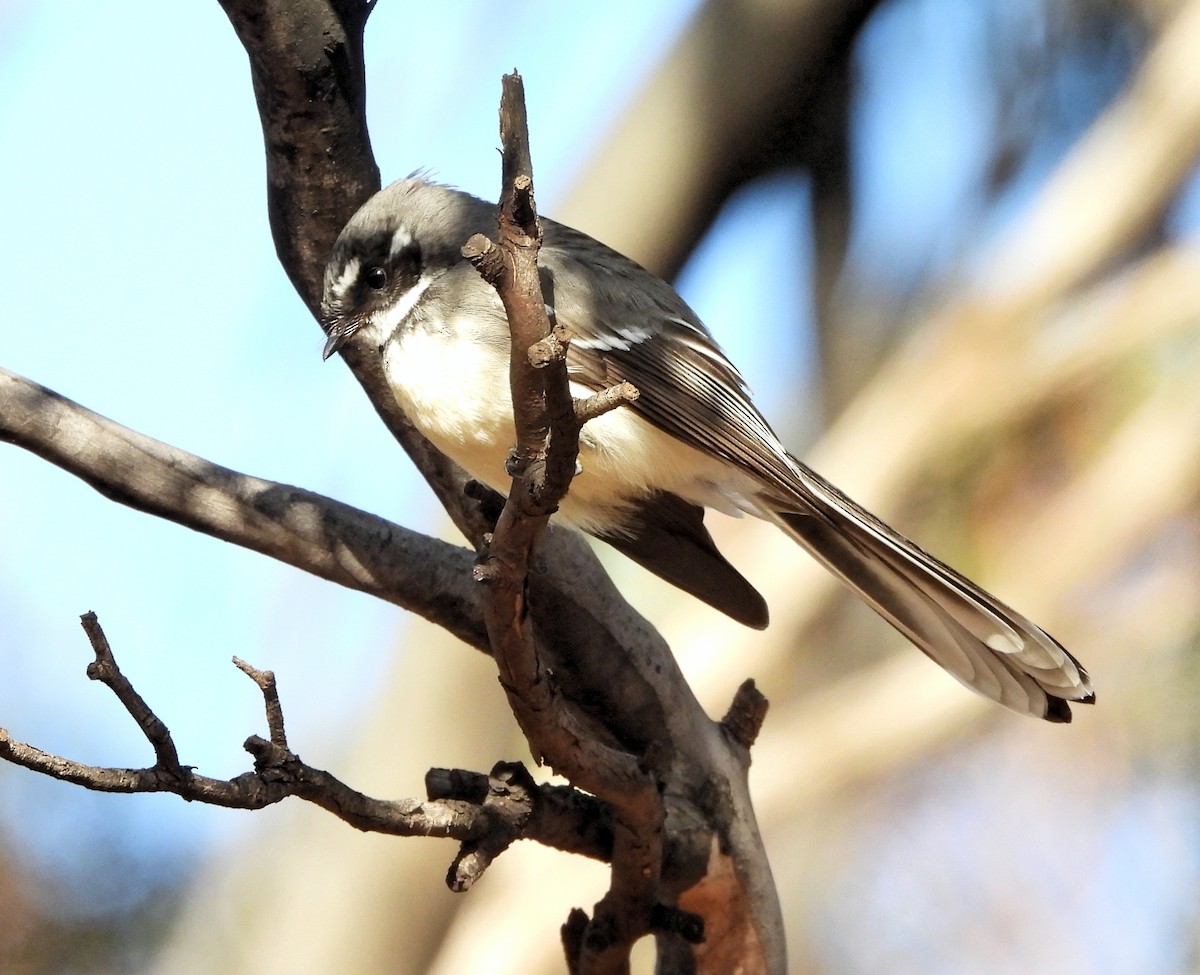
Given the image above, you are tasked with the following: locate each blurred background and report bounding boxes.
[1,0,1199,972]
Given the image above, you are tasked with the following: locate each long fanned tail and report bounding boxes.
[768,466,1095,722]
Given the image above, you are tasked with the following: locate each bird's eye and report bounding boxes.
[364,266,387,290]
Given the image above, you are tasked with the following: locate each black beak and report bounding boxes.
[322,322,355,361]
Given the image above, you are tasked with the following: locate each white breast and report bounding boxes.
[382,324,516,492]
[381,323,761,535]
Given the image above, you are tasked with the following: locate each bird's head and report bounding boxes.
[320,177,487,359]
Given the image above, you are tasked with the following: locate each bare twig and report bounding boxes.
[466,71,680,975]
[574,382,641,426]
[233,657,288,749]
[445,762,537,892]
[0,614,611,859]
[81,611,183,772]
[720,679,770,752]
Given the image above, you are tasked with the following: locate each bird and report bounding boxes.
[320,176,1094,722]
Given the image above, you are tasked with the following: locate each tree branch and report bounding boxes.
[219,0,494,546]
[0,367,488,652]
[465,73,697,975]
[0,613,612,860]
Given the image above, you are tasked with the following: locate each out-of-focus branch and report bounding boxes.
[817,0,1200,508]
[749,343,1200,821]
[557,0,881,278]
[664,2,1200,826]
[984,0,1200,304]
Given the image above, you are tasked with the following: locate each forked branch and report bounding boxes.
[0,612,613,873]
[465,72,694,975]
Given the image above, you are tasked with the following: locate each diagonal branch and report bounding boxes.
[81,611,183,772]
[0,367,488,652]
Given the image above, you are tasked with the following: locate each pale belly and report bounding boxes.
[382,326,760,534]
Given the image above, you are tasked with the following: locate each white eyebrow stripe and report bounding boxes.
[389,225,414,256]
[330,257,361,301]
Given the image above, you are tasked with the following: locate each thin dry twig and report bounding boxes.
[81,610,183,772]
[720,679,770,752]
[0,612,612,861]
[233,656,288,749]
[464,71,693,975]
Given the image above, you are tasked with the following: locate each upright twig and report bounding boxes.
[465,72,679,974]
